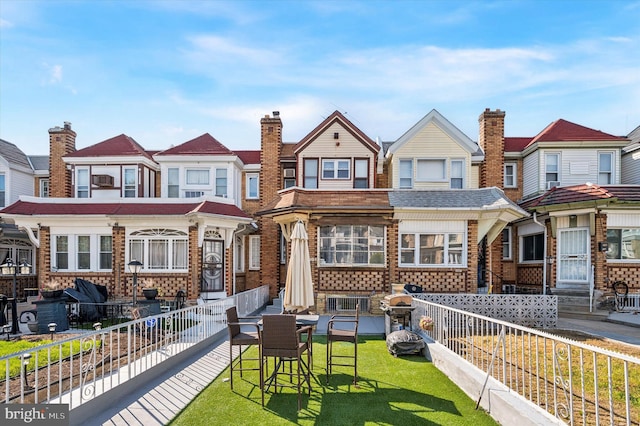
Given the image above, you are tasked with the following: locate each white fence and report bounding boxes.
[413,293,557,328]
[412,298,640,425]
[0,285,270,409]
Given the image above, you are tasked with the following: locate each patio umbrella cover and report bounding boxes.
[284,221,314,312]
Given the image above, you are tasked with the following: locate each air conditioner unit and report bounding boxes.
[546,180,560,190]
[283,169,296,178]
[91,174,114,187]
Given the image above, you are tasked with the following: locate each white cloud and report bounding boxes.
[0,18,13,28]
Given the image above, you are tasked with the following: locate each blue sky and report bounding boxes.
[1,0,639,155]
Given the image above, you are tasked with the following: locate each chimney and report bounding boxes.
[48,122,77,198]
[478,109,505,189]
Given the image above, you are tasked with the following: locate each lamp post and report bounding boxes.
[1,259,33,334]
[2,324,11,341]
[48,322,57,341]
[22,353,32,391]
[128,260,142,306]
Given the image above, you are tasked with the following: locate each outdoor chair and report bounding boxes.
[226,306,263,403]
[326,302,359,385]
[261,314,312,410]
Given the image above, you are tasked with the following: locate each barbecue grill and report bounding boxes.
[380,294,415,336]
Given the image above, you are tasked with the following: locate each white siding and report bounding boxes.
[607,213,640,227]
[621,151,640,184]
[399,220,465,233]
[469,164,479,188]
[391,122,471,189]
[11,169,34,204]
[522,152,539,198]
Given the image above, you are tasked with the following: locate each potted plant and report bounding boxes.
[40,279,63,299]
[419,315,434,331]
[142,279,159,300]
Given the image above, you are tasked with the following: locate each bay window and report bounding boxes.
[606,229,640,260]
[128,229,188,271]
[400,231,465,266]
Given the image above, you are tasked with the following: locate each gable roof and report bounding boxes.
[386,109,480,158]
[294,111,379,154]
[0,139,32,170]
[155,133,234,156]
[65,134,154,160]
[525,119,626,149]
[234,150,261,165]
[520,184,640,211]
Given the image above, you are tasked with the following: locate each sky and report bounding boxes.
[1,0,639,156]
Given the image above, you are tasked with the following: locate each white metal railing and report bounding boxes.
[0,285,269,409]
[413,298,640,425]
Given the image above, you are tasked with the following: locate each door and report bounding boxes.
[557,228,590,288]
[202,239,224,292]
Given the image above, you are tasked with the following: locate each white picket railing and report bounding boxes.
[0,285,270,409]
[412,298,640,425]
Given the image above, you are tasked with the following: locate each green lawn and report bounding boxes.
[171,336,498,426]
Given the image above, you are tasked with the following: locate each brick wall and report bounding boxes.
[478,109,505,189]
[48,123,76,198]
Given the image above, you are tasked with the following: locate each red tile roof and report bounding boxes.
[66,134,154,160]
[504,137,532,152]
[520,184,640,210]
[155,133,234,156]
[259,188,391,215]
[527,119,625,147]
[1,199,250,218]
[234,150,261,165]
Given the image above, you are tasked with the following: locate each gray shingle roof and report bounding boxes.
[389,187,525,212]
[0,139,32,169]
[28,155,49,171]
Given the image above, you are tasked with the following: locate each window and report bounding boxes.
[249,235,260,270]
[215,168,227,197]
[521,233,544,262]
[99,236,112,270]
[606,229,640,260]
[502,227,512,260]
[416,159,446,181]
[304,158,318,188]
[399,159,413,189]
[167,168,179,198]
[128,229,188,271]
[545,153,559,185]
[246,173,259,199]
[40,179,50,197]
[235,235,245,272]
[322,159,350,179]
[319,225,385,266]
[123,167,136,198]
[77,236,90,269]
[504,163,517,188]
[283,168,296,188]
[186,169,209,185]
[353,159,368,188]
[450,159,464,189]
[0,173,5,207]
[55,236,69,270]
[76,169,89,198]
[598,152,613,185]
[400,232,465,266]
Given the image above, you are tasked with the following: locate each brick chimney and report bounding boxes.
[259,112,283,297]
[48,122,76,198]
[478,108,505,189]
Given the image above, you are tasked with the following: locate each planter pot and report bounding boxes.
[41,289,63,299]
[142,288,158,300]
[27,321,39,333]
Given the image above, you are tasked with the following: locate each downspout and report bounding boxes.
[532,212,547,295]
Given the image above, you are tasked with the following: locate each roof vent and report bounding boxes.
[273,111,280,117]
[64,122,72,130]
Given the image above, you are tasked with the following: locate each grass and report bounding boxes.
[170,336,498,426]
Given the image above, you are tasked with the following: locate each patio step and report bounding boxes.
[263,296,283,314]
[553,289,610,319]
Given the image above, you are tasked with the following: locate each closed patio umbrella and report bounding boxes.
[284,221,314,312]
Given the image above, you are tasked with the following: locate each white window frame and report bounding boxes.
[77,235,91,270]
[398,159,413,189]
[167,167,179,198]
[450,159,465,189]
[399,231,466,267]
[318,225,386,267]
[416,158,446,182]
[40,179,50,198]
[520,232,545,263]
[606,228,640,261]
[249,235,260,270]
[502,227,512,260]
[76,168,89,198]
[186,168,210,185]
[123,167,137,198]
[246,172,259,199]
[304,158,318,188]
[598,151,613,185]
[504,162,517,188]
[127,229,188,272]
[215,168,227,197]
[51,234,113,271]
[545,153,560,185]
[99,235,113,270]
[322,159,350,180]
[353,159,368,188]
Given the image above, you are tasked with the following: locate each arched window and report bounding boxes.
[128,229,188,271]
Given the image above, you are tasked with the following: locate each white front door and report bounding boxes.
[557,228,590,289]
